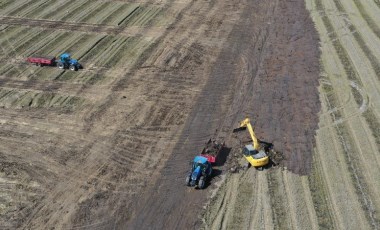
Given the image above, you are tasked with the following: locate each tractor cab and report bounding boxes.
[191,156,211,177]
[60,53,71,62]
[192,160,208,172]
[57,53,81,71]
[186,156,212,189]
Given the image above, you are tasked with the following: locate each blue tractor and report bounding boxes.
[186,156,212,189]
[57,53,81,71]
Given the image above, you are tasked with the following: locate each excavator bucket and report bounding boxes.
[233,127,247,133]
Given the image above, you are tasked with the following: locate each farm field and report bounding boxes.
[0,0,379,229]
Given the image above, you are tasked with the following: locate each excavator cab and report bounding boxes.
[242,144,269,168]
[233,118,270,169]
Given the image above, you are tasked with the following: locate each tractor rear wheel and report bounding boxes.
[198,176,205,189]
[58,62,65,69]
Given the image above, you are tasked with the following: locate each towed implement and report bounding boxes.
[200,139,225,164]
[233,118,282,170]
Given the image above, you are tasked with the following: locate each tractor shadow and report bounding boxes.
[214,146,231,167]
[200,169,223,190]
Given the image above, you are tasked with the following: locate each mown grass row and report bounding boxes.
[0,0,32,17]
[332,0,380,81]
[0,87,84,110]
[362,109,380,153]
[100,4,138,25]
[7,0,49,18]
[315,0,379,227]
[374,0,380,9]
[227,179,253,229]
[79,2,112,24]
[321,75,378,228]
[59,0,93,22]
[122,6,164,27]
[0,0,15,10]
[267,171,290,230]
[351,0,380,40]
[315,0,362,86]
[40,0,76,20]
[308,145,335,229]
[23,0,60,19]
[335,124,379,228]
[332,0,380,165]
[306,74,340,229]
[0,27,31,48]
[0,0,166,27]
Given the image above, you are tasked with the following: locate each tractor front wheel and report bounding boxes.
[69,65,77,71]
[198,176,205,189]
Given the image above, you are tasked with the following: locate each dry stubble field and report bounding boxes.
[0,0,379,229]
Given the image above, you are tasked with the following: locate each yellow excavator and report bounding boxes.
[233,118,274,170]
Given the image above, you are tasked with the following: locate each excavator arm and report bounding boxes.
[233,118,260,150]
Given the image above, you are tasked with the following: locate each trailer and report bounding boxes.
[26,56,56,67]
[200,139,225,164]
